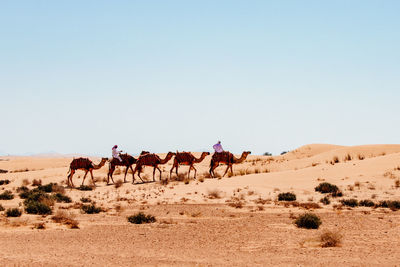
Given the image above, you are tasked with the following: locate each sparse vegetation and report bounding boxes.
[207,189,222,199]
[341,199,358,207]
[294,213,322,229]
[263,152,272,156]
[0,190,14,200]
[227,197,244,208]
[78,185,93,191]
[52,193,72,203]
[25,201,52,215]
[52,210,79,228]
[358,154,365,160]
[80,197,92,203]
[0,204,4,211]
[32,179,42,186]
[331,156,339,164]
[315,182,341,195]
[127,212,156,224]
[278,192,296,201]
[6,208,22,217]
[395,180,400,188]
[0,179,10,185]
[81,204,103,214]
[344,154,352,161]
[320,231,342,247]
[114,179,123,189]
[359,199,374,207]
[320,196,331,205]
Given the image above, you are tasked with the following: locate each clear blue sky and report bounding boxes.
[1,0,399,156]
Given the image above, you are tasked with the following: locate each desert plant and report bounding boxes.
[114,179,123,189]
[344,154,352,161]
[52,210,79,228]
[320,231,342,247]
[34,222,46,229]
[395,180,400,188]
[80,197,92,203]
[16,186,29,193]
[315,182,340,194]
[32,179,42,186]
[358,154,365,160]
[0,190,14,200]
[294,213,322,229]
[0,204,4,211]
[25,201,52,215]
[320,196,331,205]
[207,189,221,199]
[127,212,156,224]
[263,152,272,156]
[280,151,288,155]
[78,185,93,191]
[0,179,10,185]
[81,204,102,214]
[52,193,72,203]
[341,199,358,207]
[278,192,296,201]
[6,208,22,217]
[359,199,375,207]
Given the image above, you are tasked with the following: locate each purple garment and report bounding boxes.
[213,143,223,153]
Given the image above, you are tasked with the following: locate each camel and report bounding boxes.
[107,151,150,184]
[209,151,251,178]
[132,152,176,183]
[67,157,108,187]
[169,152,210,179]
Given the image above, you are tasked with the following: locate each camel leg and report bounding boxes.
[152,167,156,182]
[136,166,145,183]
[156,166,162,181]
[68,169,75,188]
[130,166,135,183]
[169,163,176,179]
[108,166,115,185]
[230,165,233,176]
[192,165,197,180]
[188,165,192,179]
[89,169,96,187]
[124,165,129,183]
[210,164,217,178]
[223,165,230,177]
[81,170,88,186]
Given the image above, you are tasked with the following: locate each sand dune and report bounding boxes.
[0,144,400,266]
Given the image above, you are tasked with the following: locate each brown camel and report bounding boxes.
[107,151,150,184]
[170,152,210,179]
[132,152,175,183]
[67,157,108,187]
[209,151,251,178]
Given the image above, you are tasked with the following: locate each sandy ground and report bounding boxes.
[0,144,400,266]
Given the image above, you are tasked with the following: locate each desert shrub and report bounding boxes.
[377,200,400,211]
[25,201,52,215]
[127,212,156,224]
[344,154,352,161]
[0,190,14,200]
[32,179,42,186]
[37,183,58,193]
[263,152,272,156]
[278,192,296,201]
[359,199,375,207]
[315,183,340,194]
[395,180,400,188]
[320,196,331,205]
[6,208,22,217]
[16,186,29,193]
[34,222,46,229]
[0,179,10,185]
[320,231,342,247]
[52,193,72,203]
[0,204,4,211]
[52,210,79,228]
[78,185,93,191]
[80,197,92,203]
[207,189,221,199]
[331,190,343,197]
[341,199,358,207]
[280,151,288,155]
[295,213,322,229]
[81,204,102,214]
[227,197,244,208]
[114,179,123,189]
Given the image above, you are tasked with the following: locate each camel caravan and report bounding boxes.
[66,142,251,188]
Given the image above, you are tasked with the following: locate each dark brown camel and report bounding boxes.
[67,157,108,187]
[107,151,149,184]
[132,152,175,183]
[169,152,210,179]
[209,151,251,178]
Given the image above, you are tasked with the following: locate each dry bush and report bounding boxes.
[159,179,169,185]
[395,180,400,188]
[384,171,396,179]
[114,179,123,189]
[254,168,260,174]
[34,222,46,229]
[32,179,42,186]
[253,197,269,205]
[198,177,205,183]
[358,154,365,160]
[330,156,339,165]
[22,179,30,186]
[395,166,400,171]
[52,184,65,194]
[227,197,244,208]
[320,231,342,247]
[238,169,246,176]
[344,154,352,161]
[354,181,360,188]
[114,204,125,213]
[51,210,79,228]
[207,189,222,199]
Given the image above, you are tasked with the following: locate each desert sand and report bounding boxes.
[0,144,400,266]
